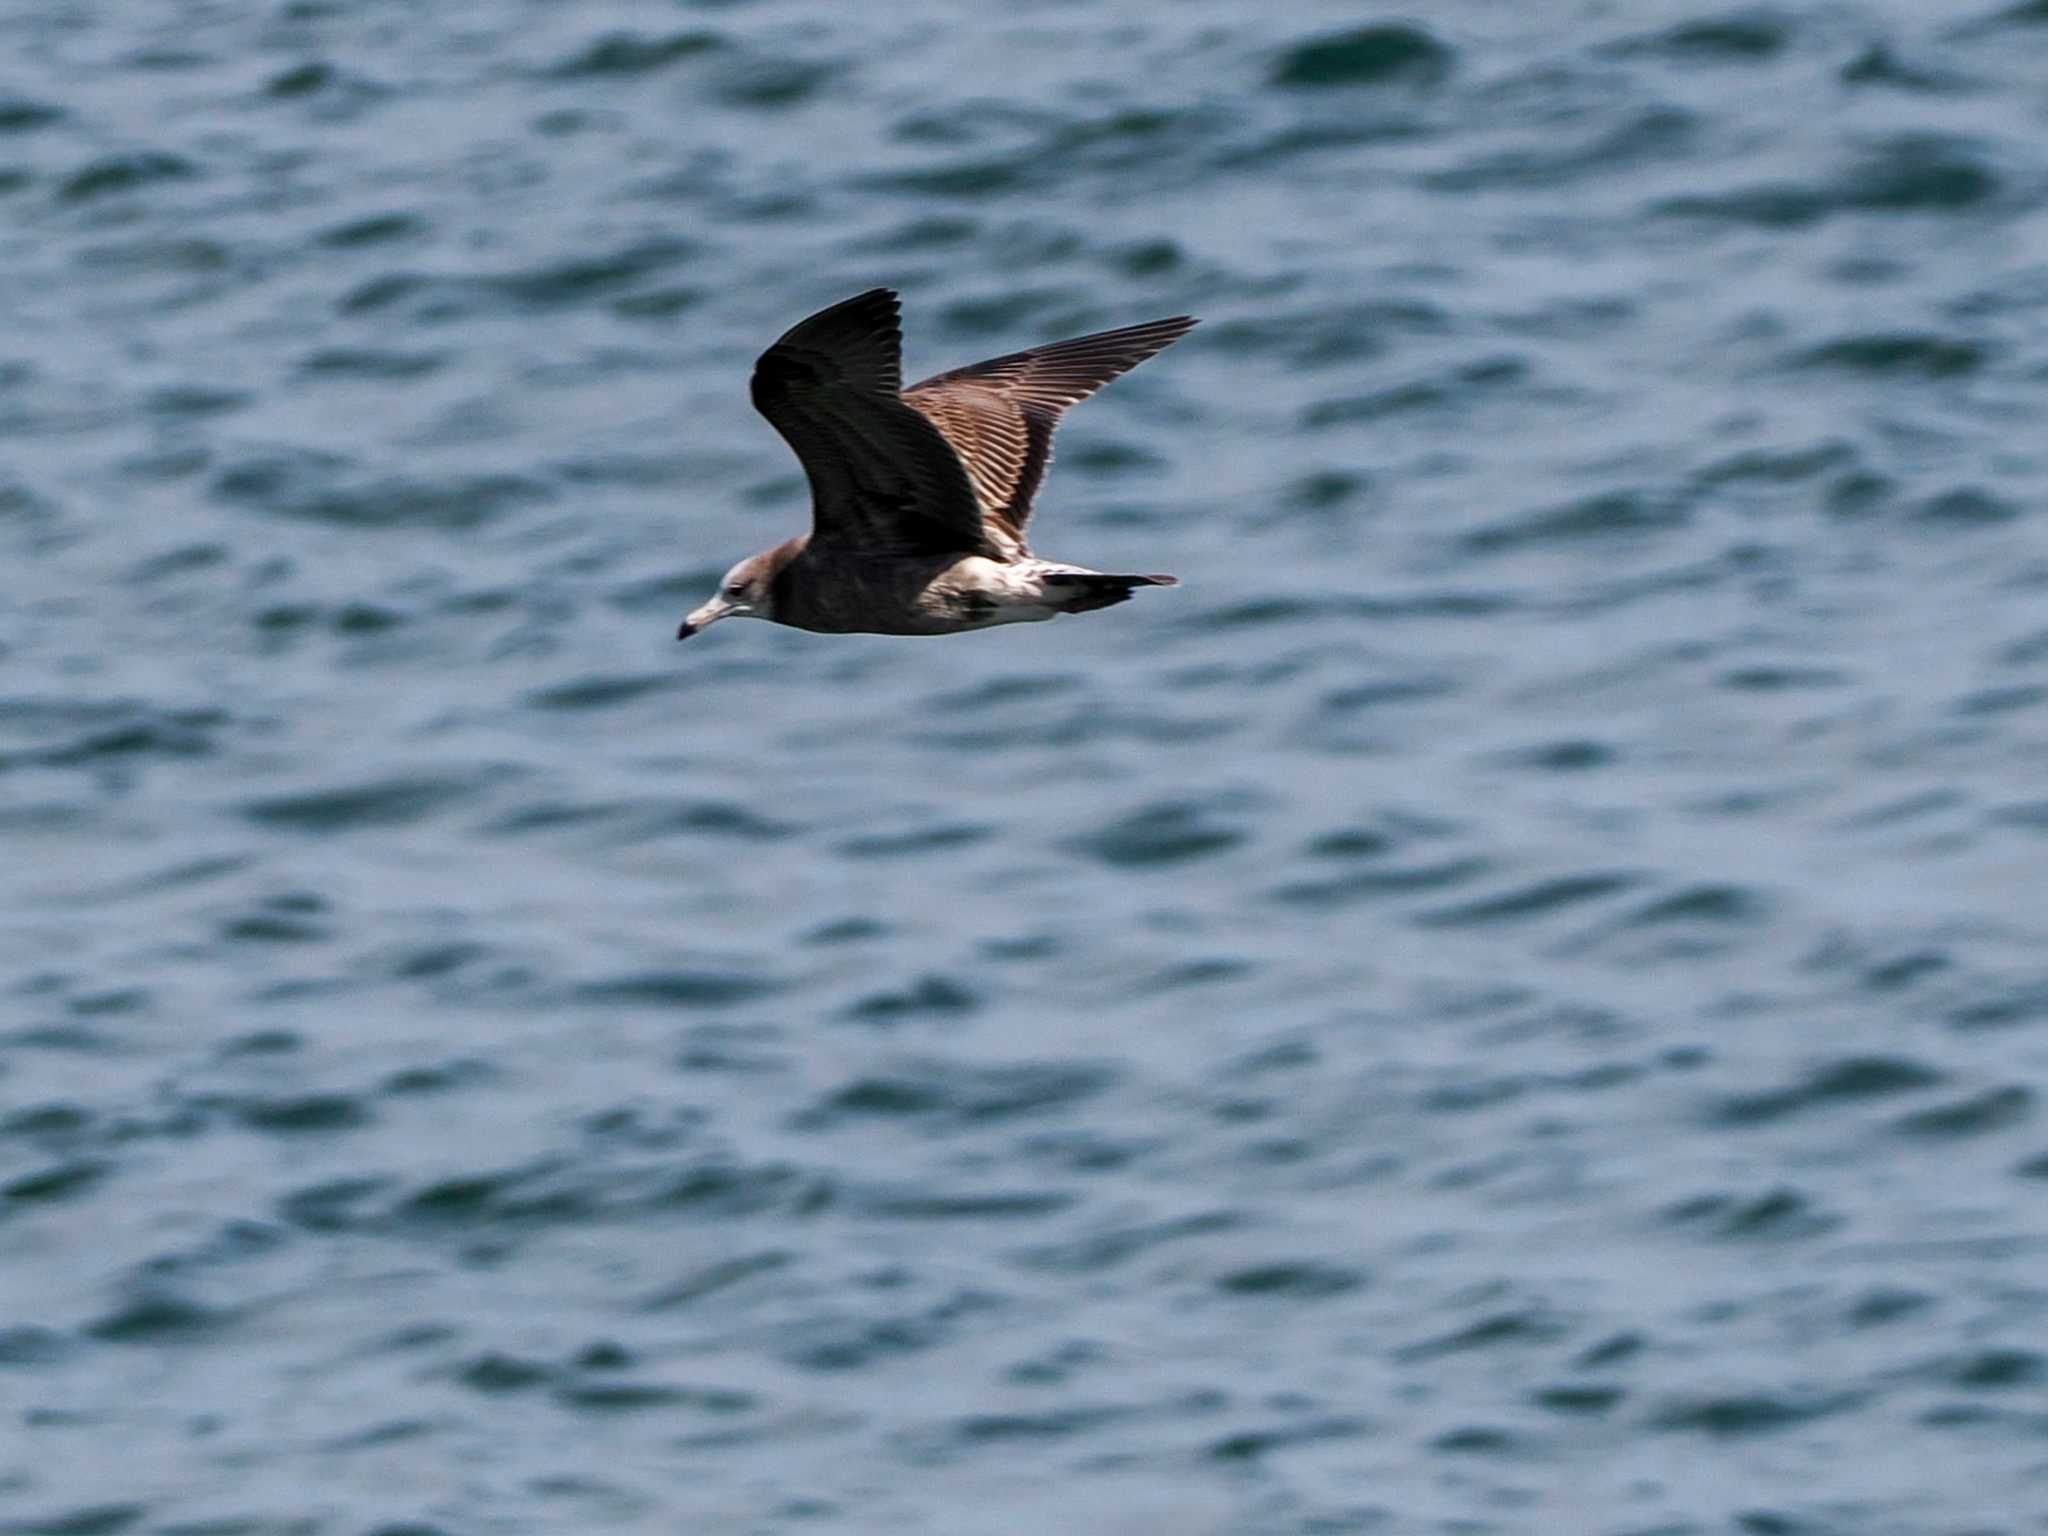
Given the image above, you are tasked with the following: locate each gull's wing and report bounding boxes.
[902,314,1197,557]
[749,288,997,557]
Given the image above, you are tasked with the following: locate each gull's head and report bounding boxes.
[678,551,775,639]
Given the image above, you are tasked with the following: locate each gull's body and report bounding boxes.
[679,289,1196,640]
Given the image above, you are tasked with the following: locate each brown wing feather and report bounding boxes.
[750,288,998,557]
[902,315,1197,554]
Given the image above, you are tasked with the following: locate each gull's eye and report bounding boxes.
[724,582,747,598]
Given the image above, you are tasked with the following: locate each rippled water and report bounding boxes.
[6,2,2048,1532]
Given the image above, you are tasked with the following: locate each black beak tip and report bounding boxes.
[675,622,695,641]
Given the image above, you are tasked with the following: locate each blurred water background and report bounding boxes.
[5,1,2048,1532]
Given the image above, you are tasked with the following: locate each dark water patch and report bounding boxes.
[1016,1211,1239,1274]
[838,823,991,858]
[0,1325,76,1366]
[714,55,832,110]
[1305,826,1396,859]
[612,285,702,319]
[2,1101,95,1139]
[799,1060,1115,1130]
[1842,133,2002,212]
[0,1508,147,1536]
[0,700,224,772]
[575,969,781,1009]
[276,1175,394,1233]
[1605,9,1794,60]
[1284,469,1366,512]
[1939,1348,2045,1389]
[1575,1331,1646,1369]
[1713,1055,1943,1125]
[2000,625,2048,665]
[848,1186,1072,1222]
[1269,24,1453,89]
[340,241,692,321]
[1417,872,1639,928]
[856,214,980,252]
[213,450,550,530]
[843,973,979,1023]
[221,907,327,945]
[1891,1086,2032,1139]
[315,212,425,248]
[805,917,890,946]
[1655,182,1834,229]
[299,346,446,379]
[1915,486,2019,525]
[1464,490,1685,552]
[86,1289,236,1344]
[1208,1414,1370,1462]
[1720,664,1848,691]
[1111,237,1184,277]
[1847,1287,1933,1327]
[397,1163,598,1229]
[1204,299,1451,366]
[3,1160,108,1207]
[524,672,681,710]
[232,1093,371,1135]
[1216,1262,1363,1300]
[460,1351,557,1400]
[146,383,246,419]
[1532,1383,1624,1415]
[1069,801,1246,868]
[383,1058,491,1096]
[1694,440,1858,490]
[1397,1309,1569,1362]
[1947,983,2048,1031]
[1271,856,1492,910]
[554,1379,754,1414]
[781,1291,1001,1373]
[243,775,472,832]
[1975,0,2048,29]
[0,99,63,133]
[1664,1186,1837,1240]
[127,541,229,581]
[1320,675,1458,712]
[1622,884,1770,928]
[264,61,333,97]
[642,1251,791,1311]
[1151,957,1256,990]
[1841,44,1960,92]
[1302,356,1528,427]
[1653,1390,1861,1436]
[1955,684,2046,717]
[1426,110,1696,194]
[1429,1424,1519,1455]
[1795,334,1988,379]
[862,155,1034,201]
[58,151,195,203]
[935,1404,1133,1448]
[1501,738,1613,772]
[472,792,680,841]
[548,30,722,78]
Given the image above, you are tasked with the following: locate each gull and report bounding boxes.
[678,288,1196,640]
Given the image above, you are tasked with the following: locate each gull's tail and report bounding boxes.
[1041,571,1179,613]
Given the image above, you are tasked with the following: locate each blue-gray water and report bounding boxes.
[5,2,2048,1532]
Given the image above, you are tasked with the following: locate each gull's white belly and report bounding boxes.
[928,557,1094,628]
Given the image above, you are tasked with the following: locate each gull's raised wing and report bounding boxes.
[902,314,1197,557]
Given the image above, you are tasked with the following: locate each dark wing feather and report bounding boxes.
[750,288,997,557]
[902,315,1197,556]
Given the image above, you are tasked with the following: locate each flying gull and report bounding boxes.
[678,289,1197,640]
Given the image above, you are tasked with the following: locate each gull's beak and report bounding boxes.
[677,596,736,640]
